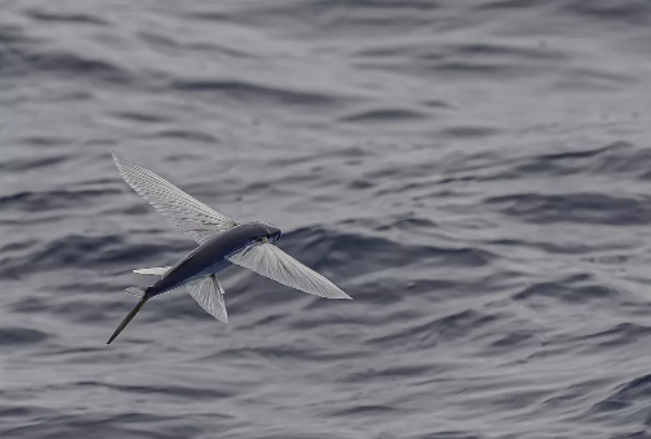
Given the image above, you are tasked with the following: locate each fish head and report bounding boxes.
[260,222,282,242]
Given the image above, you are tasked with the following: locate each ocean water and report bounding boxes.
[3,0,651,438]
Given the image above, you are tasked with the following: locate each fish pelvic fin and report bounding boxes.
[125,286,147,297]
[107,294,149,345]
[133,266,172,276]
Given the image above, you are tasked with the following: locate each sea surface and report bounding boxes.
[3,1,651,438]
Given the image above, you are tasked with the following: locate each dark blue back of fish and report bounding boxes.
[146,222,271,298]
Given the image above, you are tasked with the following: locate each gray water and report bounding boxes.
[3,1,651,438]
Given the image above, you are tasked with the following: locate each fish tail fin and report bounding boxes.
[106,294,149,345]
[125,287,147,297]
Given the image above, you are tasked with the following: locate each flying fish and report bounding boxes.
[107,153,351,344]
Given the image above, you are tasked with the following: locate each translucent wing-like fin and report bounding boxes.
[227,242,352,300]
[125,287,147,297]
[112,153,239,245]
[185,275,228,323]
[133,266,173,276]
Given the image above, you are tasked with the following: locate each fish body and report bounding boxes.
[145,222,279,299]
[106,153,349,345]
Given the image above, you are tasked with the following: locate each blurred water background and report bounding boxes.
[3,1,651,438]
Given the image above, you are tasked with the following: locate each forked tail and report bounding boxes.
[106,294,149,345]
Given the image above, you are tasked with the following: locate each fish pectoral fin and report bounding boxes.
[133,266,173,276]
[112,153,240,245]
[227,242,352,299]
[185,275,228,323]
